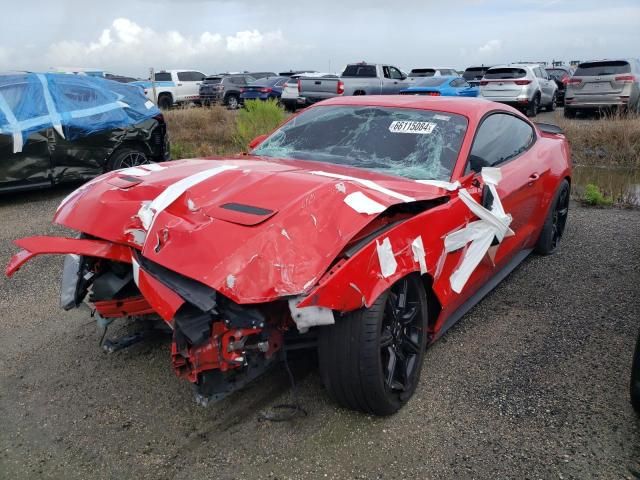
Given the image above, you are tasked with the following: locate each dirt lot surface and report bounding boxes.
[1,192,639,479]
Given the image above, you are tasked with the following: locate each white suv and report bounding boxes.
[479,64,557,117]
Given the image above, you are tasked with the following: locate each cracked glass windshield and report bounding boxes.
[252,105,468,181]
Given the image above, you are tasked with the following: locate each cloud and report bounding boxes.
[41,17,289,75]
[478,39,502,56]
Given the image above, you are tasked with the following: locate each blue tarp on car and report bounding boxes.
[0,72,160,153]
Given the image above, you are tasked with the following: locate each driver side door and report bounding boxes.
[467,112,548,270]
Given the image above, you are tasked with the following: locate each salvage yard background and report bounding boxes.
[0,107,639,479]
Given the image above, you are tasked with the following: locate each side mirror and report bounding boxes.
[469,154,489,174]
[248,134,268,150]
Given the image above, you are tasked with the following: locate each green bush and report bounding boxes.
[235,100,285,151]
[582,183,613,206]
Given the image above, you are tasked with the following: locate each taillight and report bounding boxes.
[561,75,570,85]
[240,88,245,93]
[260,88,272,93]
[514,80,531,85]
[480,80,488,86]
[567,78,582,84]
[297,79,302,93]
[337,80,345,95]
[427,92,440,96]
[615,75,636,83]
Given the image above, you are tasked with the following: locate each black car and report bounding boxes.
[545,66,575,105]
[632,329,640,414]
[199,74,257,109]
[463,65,494,87]
[0,73,170,194]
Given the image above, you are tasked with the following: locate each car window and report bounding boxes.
[546,69,569,80]
[253,105,468,181]
[416,77,448,87]
[382,66,391,79]
[342,65,377,78]
[389,67,404,80]
[154,72,172,82]
[450,78,465,87]
[463,68,488,80]
[469,114,535,170]
[203,77,222,85]
[574,61,631,76]
[485,68,527,80]
[410,69,436,77]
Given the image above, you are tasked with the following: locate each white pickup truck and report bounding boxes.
[298,62,415,104]
[131,70,206,109]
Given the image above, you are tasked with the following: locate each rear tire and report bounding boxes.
[526,94,540,117]
[318,274,428,416]
[157,94,172,110]
[546,93,557,112]
[535,179,570,255]
[106,148,149,171]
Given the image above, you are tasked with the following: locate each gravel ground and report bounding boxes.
[1,184,639,479]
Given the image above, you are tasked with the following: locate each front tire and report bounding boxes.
[535,179,570,255]
[225,95,239,110]
[157,94,172,110]
[318,274,428,416]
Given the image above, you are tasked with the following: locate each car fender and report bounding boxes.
[298,194,475,313]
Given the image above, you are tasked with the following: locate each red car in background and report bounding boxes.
[6,96,571,416]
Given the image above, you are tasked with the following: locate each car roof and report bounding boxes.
[315,95,504,121]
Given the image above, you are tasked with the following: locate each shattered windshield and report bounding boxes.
[252,106,468,181]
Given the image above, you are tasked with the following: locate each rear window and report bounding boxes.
[410,69,436,77]
[574,61,631,76]
[252,105,468,182]
[342,65,377,78]
[485,68,527,80]
[546,69,569,80]
[154,72,172,82]
[463,67,488,80]
[203,77,222,84]
[416,77,449,87]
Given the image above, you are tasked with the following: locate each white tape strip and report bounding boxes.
[310,170,415,202]
[138,165,237,231]
[415,179,461,191]
[288,297,334,333]
[376,237,398,278]
[36,74,64,139]
[444,167,514,293]
[411,236,427,274]
[0,91,24,153]
[344,191,386,214]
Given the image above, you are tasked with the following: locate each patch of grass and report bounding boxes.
[558,112,640,169]
[582,183,613,206]
[234,100,286,151]
[163,102,286,158]
[164,105,238,158]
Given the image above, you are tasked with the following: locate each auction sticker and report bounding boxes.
[389,121,436,134]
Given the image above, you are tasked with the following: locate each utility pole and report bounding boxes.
[150,68,157,104]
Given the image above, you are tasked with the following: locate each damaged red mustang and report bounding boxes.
[6,96,571,416]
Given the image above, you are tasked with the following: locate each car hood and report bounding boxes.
[55,156,449,303]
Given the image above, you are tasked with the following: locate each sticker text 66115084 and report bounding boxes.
[388,121,437,134]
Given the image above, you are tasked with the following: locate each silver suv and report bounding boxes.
[564,59,640,117]
[480,64,557,117]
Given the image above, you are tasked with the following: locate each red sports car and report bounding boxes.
[6,96,571,416]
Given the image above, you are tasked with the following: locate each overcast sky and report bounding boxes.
[1,0,638,77]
